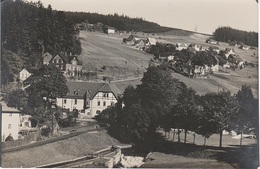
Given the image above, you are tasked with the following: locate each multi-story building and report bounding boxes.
[1,101,21,141]
[43,52,83,75]
[56,81,121,118]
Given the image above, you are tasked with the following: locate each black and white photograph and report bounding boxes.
[0,0,259,168]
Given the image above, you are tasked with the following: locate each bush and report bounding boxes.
[41,126,51,137]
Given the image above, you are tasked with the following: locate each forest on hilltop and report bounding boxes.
[1,0,82,60]
[213,27,258,47]
[1,0,81,84]
[64,12,174,33]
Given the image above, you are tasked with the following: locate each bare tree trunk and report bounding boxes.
[204,136,206,146]
[220,130,223,148]
[172,129,175,141]
[240,131,243,146]
[184,129,187,143]
[178,129,180,143]
[193,133,196,144]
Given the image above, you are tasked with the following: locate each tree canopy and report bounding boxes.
[24,64,69,101]
[213,26,258,47]
[2,0,82,68]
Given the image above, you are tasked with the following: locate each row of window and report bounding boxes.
[97,101,114,107]
[63,99,115,106]
[63,99,77,105]
[53,59,63,64]
[20,73,29,78]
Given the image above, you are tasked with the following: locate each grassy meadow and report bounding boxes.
[78,31,258,97]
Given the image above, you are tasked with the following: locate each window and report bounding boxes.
[96,110,101,115]
[59,59,61,63]
[103,101,106,106]
[103,93,109,98]
[97,101,100,106]
[63,99,67,104]
[74,99,77,105]
[9,113,12,117]
[54,59,57,63]
[8,124,11,129]
[111,102,115,106]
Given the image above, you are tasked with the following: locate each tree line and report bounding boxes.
[95,64,258,151]
[213,27,258,47]
[65,12,173,33]
[1,0,82,84]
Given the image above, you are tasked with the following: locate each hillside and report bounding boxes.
[78,31,258,97]
[2,131,122,168]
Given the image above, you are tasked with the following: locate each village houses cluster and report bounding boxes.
[3,50,123,142]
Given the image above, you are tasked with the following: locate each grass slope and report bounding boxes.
[2,131,123,168]
[78,31,257,97]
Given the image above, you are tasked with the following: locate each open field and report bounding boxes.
[77,31,258,97]
[2,131,124,168]
[141,131,258,168]
[79,31,152,78]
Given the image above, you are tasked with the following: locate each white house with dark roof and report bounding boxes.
[1,101,21,141]
[56,81,121,118]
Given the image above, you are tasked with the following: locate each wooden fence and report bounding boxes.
[2,130,40,150]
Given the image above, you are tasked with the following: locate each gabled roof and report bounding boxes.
[1,101,20,113]
[147,38,156,45]
[43,52,53,62]
[21,67,37,74]
[65,81,121,99]
[50,54,83,65]
[99,83,121,98]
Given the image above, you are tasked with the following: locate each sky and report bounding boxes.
[29,0,258,34]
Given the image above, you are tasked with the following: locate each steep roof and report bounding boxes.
[43,52,53,62]
[51,54,83,65]
[65,81,121,99]
[147,38,156,45]
[1,101,20,113]
[99,83,121,98]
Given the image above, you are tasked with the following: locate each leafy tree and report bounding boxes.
[231,85,258,145]
[24,64,68,101]
[122,85,140,107]
[192,51,217,67]
[136,64,185,129]
[121,104,151,147]
[172,87,199,143]
[201,90,239,147]
[5,89,28,111]
[1,49,24,85]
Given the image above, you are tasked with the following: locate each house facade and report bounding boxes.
[176,43,188,51]
[56,81,121,118]
[43,52,53,65]
[19,68,32,82]
[104,26,116,34]
[43,52,83,75]
[1,101,21,141]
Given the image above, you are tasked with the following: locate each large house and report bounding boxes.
[56,81,121,118]
[1,101,21,141]
[43,52,83,75]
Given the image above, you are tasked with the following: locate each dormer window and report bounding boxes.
[74,90,79,95]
